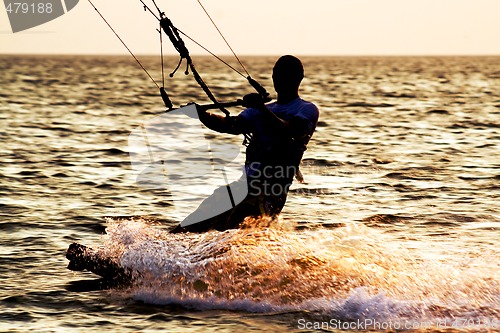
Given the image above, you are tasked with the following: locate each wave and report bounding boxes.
[90,217,499,325]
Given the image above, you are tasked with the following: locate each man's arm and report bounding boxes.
[197,107,246,135]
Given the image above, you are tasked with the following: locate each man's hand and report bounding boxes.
[242,93,266,109]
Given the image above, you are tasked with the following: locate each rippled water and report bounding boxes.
[0,55,499,332]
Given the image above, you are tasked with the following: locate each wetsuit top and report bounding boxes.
[238,97,319,186]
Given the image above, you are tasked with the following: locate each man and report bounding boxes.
[170,55,319,233]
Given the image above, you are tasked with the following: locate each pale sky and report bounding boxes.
[1,0,500,56]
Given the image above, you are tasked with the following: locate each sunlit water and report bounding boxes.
[0,55,499,332]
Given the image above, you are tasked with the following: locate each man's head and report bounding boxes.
[272,55,304,95]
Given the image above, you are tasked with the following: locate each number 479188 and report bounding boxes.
[6,2,53,14]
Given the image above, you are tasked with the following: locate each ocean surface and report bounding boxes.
[0,55,499,332]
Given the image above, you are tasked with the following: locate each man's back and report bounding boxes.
[240,97,319,182]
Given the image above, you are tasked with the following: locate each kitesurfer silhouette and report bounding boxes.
[170,55,319,233]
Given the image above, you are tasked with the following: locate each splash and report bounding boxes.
[95,217,499,327]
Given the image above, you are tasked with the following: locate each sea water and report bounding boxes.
[0,55,499,332]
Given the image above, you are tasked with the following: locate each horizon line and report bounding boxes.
[1,52,500,57]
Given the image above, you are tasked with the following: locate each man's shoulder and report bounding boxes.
[268,98,318,112]
[294,99,319,122]
[297,99,319,113]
